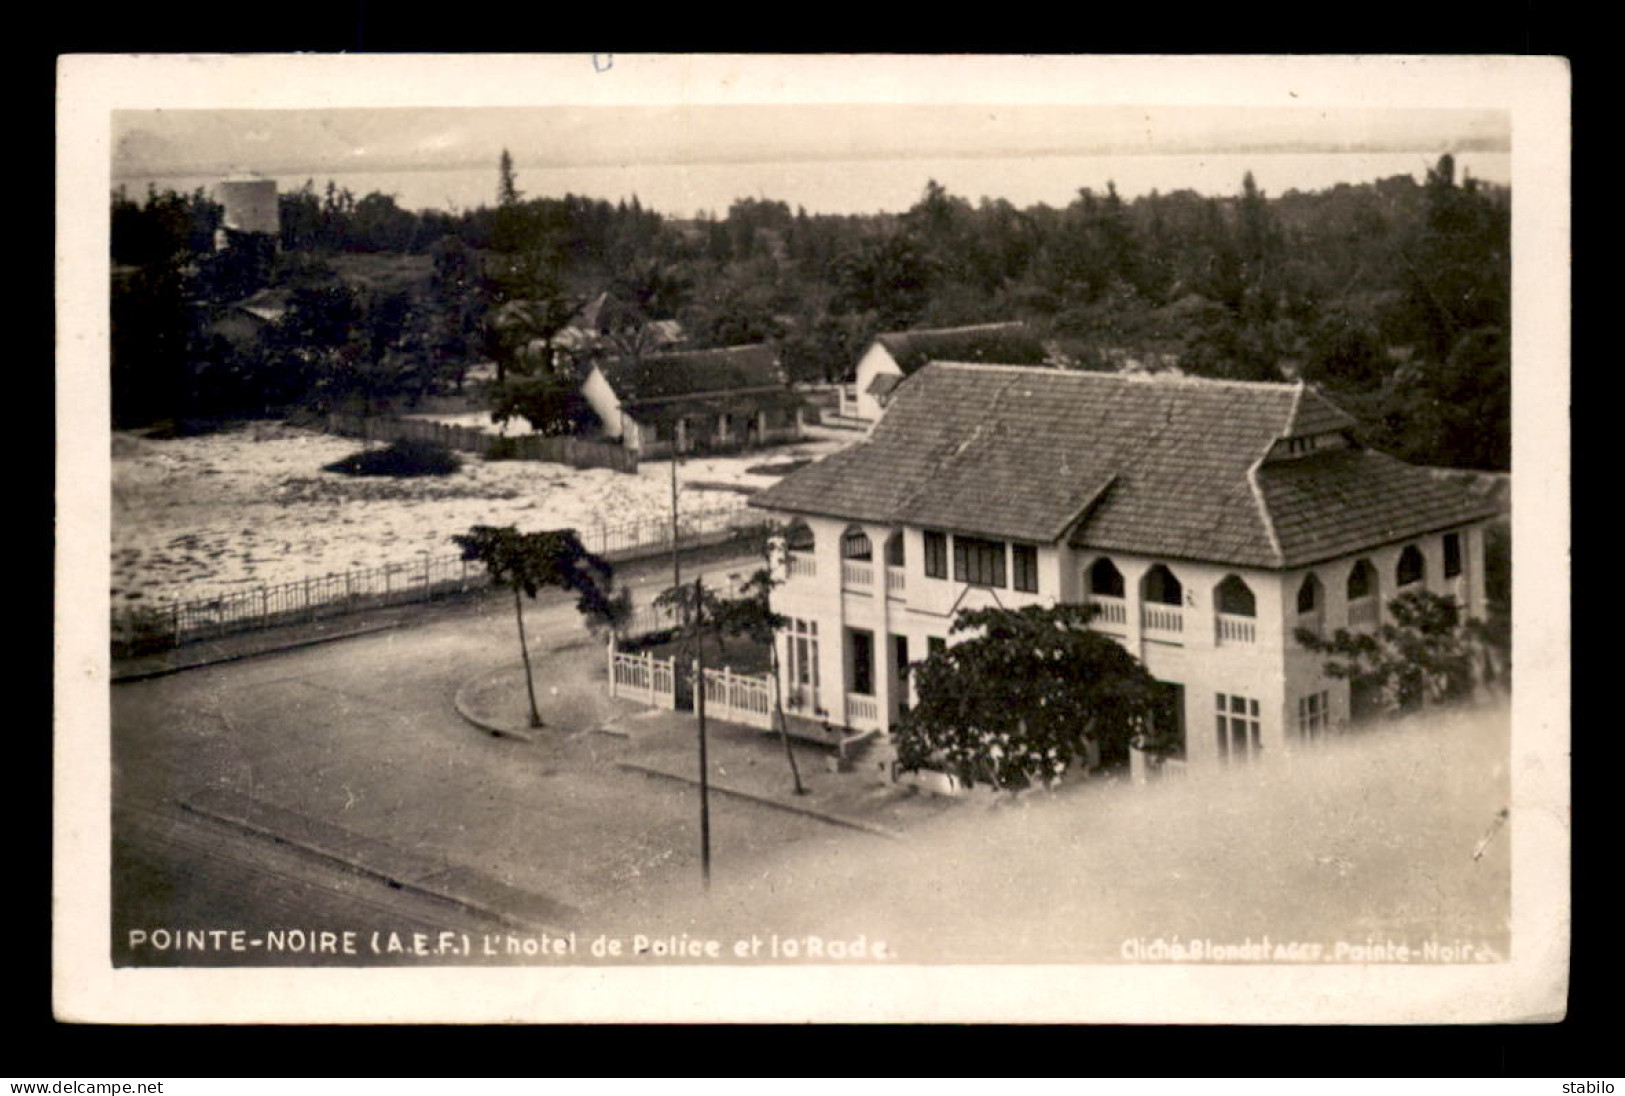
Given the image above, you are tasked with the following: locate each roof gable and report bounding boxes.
[1283,382,1358,437]
[873,322,1049,375]
[1255,449,1503,565]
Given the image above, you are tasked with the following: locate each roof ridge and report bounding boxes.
[923,362,1302,393]
[1247,457,1286,567]
[1286,379,1306,437]
[878,321,1026,338]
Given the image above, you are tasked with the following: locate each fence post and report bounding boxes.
[423,555,432,600]
[304,577,314,621]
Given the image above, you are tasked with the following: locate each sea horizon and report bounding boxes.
[113,148,1513,220]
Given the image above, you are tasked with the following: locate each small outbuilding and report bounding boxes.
[581,344,806,458]
[842,321,1051,422]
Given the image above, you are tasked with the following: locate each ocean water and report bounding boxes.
[114,149,1512,218]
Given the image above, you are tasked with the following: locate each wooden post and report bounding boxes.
[694,577,711,892]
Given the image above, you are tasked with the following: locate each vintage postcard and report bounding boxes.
[56,54,1570,1023]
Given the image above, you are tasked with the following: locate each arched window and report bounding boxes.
[1142,564,1183,606]
[884,530,904,567]
[1347,559,1376,601]
[1397,544,1425,587]
[1088,557,1125,599]
[1215,574,1256,617]
[1296,573,1322,615]
[784,519,815,552]
[840,526,872,561]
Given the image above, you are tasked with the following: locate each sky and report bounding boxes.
[112,104,1511,182]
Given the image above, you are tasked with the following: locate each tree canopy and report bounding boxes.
[1295,588,1505,716]
[111,156,1511,474]
[454,524,630,728]
[896,604,1161,791]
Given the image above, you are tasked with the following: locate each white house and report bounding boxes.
[582,344,806,459]
[839,321,1050,423]
[752,363,1502,776]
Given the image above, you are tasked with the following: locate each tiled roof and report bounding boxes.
[751,364,1502,569]
[866,373,902,399]
[1255,449,1504,566]
[1284,384,1358,437]
[602,344,784,406]
[873,322,1049,376]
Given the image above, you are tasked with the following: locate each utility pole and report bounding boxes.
[694,575,711,891]
[670,439,681,594]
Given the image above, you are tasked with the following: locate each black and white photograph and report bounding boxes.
[55,54,1569,1024]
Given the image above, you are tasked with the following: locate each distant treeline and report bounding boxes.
[110,153,1509,471]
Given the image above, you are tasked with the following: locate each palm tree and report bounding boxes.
[454,525,630,728]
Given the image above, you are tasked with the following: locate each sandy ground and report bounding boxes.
[110,421,858,609]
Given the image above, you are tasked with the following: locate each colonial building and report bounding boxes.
[751,363,1501,773]
[582,344,806,459]
[839,322,1051,423]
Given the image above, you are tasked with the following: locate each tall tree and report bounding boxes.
[896,604,1161,792]
[454,526,630,729]
[498,148,522,207]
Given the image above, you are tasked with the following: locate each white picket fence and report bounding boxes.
[701,665,776,730]
[606,646,677,710]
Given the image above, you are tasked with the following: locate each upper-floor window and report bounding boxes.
[1215,574,1257,617]
[954,536,1007,588]
[1012,544,1039,593]
[1142,563,1183,606]
[923,530,948,579]
[884,531,905,568]
[1087,557,1125,599]
[1397,544,1425,588]
[1296,573,1322,615]
[1444,532,1463,578]
[841,527,872,561]
[784,519,815,552]
[1347,558,1377,601]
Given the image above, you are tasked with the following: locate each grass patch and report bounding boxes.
[323,438,462,478]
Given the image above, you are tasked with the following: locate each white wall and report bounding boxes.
[580,366,626,441]
[766,511,1495,767]
[851,343,900,422]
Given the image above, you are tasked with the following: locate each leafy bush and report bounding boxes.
[323,438,461,477]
